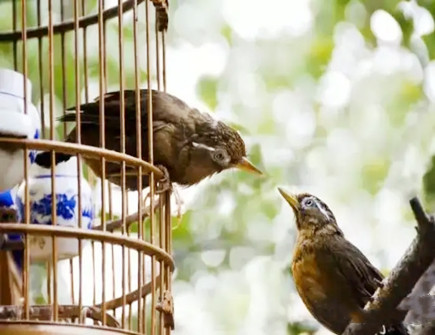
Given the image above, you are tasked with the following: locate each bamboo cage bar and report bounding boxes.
[0,1,173,334]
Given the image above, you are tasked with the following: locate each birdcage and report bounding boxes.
[0,1,174,334]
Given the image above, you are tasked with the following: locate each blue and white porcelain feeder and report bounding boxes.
[0,68,40,192]
[16,157,94,261]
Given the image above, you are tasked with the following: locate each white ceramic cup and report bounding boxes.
[0,68,41,192]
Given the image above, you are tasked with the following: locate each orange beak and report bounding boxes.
[235,157,263,175]
[278,187,299,213]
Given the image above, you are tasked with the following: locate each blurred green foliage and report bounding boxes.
[196,75,218,110]
[287,322,316,335]
[423,155,435,208]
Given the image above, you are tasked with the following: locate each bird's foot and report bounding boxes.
[155,165,172,194]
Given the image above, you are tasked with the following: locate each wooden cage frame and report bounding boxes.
[0,1,174,334]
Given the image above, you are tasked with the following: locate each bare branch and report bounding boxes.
[342,197,435,335]
[400,261,435,325]
[416,321,435,335]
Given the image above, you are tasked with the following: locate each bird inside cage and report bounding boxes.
[35,89,262,191]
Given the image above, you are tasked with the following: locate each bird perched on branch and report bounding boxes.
[278,189,409,335]
[35,89,262,190]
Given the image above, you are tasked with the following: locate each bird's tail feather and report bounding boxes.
[34,151,72,168]
[59,113,81,122]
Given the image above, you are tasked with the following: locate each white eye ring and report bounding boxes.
[305,199,314,207]
[214,152,225,161]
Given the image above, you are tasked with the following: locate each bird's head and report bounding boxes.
[278,188,341,234]
[191,120,262,177]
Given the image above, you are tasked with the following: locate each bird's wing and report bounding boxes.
[61,89,193,126]
[61,90,146,125]
[93,90,130,102]
[328,238,384,307]
[95,89,191,118]
[93,90,143,107]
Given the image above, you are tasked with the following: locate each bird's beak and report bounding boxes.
[235,157,263,175]
[278,187,299,213]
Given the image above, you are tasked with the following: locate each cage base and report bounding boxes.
[0,322,138,335]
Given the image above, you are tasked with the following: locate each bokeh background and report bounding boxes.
[165,1,435,334]
[0,0,435,334]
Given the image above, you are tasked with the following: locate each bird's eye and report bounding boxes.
[214,152,225,161]
[212,149,228,164]
[305,199,314,207]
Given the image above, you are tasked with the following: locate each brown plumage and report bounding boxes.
[0,208,22,305]
[278,189,408,335]
[35,89,262,189]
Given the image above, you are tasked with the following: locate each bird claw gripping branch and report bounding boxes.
[155,164,172,194]
[156,290,174,330]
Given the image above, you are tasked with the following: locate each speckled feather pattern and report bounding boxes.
[35,89,248,190]
[290,193,409,335]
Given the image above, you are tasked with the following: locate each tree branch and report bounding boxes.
[417,321,435,335]
[400,261,435,325]
[342,197,435,335]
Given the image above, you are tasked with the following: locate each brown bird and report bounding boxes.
[278,188,408,335]
[35,89,262,190]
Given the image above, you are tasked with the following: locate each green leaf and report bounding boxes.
[172,210,194,247]
[361,157,390,194]
[423,156,435,206]
[287,321,317,335]
[220,24,233,45]
[306,36,334,79]
[34,295,47,304]
[196,75,218,110]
